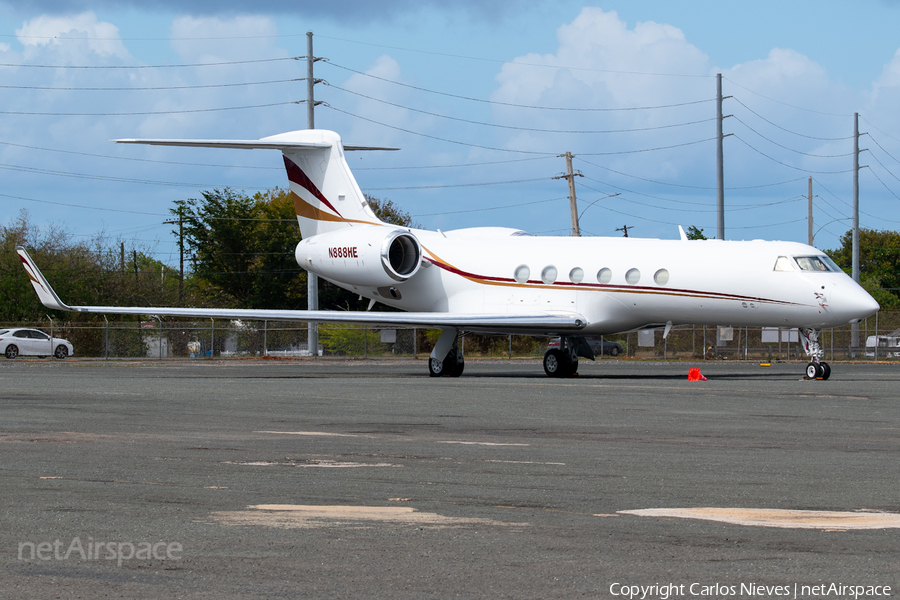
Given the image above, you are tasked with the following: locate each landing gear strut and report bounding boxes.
[800,327,830,380]
[428,328,464,377]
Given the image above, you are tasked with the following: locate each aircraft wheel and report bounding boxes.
[429,350,463,377]
[428,357,446,377]
[543,349,565,377]
[820,362,831,380]
[54,345,68,359]
[805,362,823,379]
[5,345,18,359]
[568,357,578,376]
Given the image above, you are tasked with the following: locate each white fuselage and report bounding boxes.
[301,226,879,336]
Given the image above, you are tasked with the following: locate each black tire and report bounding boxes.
[5,345,18,359]
[805,362,822,379]
[54,345,68,359]
[450,358,465,377]
[609,346,620,357]
[820,362,831,380]
[429,349,463,377]
[543,349,565,377]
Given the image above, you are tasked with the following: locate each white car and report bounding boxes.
[0,328,73,359]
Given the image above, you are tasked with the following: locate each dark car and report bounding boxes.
[548,337,623,357]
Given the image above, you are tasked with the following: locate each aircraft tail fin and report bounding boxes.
[117,130,394,239]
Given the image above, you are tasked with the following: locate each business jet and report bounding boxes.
[17,129,879,380]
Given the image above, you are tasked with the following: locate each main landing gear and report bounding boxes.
[543,336,594,378]
[428,328,464,377]
[800,327,831,380]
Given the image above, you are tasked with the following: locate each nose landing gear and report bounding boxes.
[801,328,830,380]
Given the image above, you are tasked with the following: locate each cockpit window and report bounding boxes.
[794,256,833,272]
[773,256,794,271]
[821,255,843,273]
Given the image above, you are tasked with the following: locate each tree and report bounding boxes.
[826,228,900,309]
[685,225,707,240]
[366,195,418,228]
[171,188,306,310]
[171,189,416,312]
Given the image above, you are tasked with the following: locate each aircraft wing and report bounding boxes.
[17,247,585,334]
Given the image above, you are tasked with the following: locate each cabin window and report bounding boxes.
[569,267,584,283]
[541,265,558,284]
[794,256,833,272]
[597,268,612,284]
[514,265,530,284]
[654,269,669,285]
[773,256,794,271]
[625,268,641,284]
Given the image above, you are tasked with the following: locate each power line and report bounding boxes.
[732,136,854,174]
[323,104,554,155]
[0,56,300,69]
[731,115,853,158]
[356,156,553,171]
[327,82,717,134]
[365,177,549,191]
[0,100,299,117]
[575,156,806,191]
[0,78,301,92]
[320,38,714,78]
[578,137,716,157]
[326,61,716,111]
[722,76,850,117]
[413,196,566,217]
[731,97,853,141]
[0,140,280,171]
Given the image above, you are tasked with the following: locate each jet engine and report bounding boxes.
[295,226,422,287]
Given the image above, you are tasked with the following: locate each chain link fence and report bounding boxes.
[3,312,899,360]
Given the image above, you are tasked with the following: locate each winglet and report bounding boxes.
[16,246,72,312]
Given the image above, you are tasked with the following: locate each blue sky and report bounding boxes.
[1,0,900,267]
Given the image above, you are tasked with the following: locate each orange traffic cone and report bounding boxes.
[688,368,708,381]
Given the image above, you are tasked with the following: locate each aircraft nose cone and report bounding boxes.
[839,283,880,323]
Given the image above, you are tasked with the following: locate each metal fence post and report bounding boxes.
[210,318,214,358]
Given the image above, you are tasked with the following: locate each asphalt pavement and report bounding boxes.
[2,357,899,598]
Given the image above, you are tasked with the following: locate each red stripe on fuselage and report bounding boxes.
[423,256,801,307]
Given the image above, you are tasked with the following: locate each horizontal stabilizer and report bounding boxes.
[114,138,331,151]
[115,129,397,152]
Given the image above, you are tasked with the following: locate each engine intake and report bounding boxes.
[295,226,423,287]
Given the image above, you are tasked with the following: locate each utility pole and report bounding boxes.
[852,112,860,285]
[850,114,869,352]
[306,31,323,357]
[553,151,583,236]
[615,225,633,237]
[716,73,725,240]
[164,215,185,301]
[807,177,813,246]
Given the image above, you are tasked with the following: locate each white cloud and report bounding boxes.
[16,12,129,60]
[491,7,714,179]
[170,15,280,62]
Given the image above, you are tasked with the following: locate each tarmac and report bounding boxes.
[2,357,899,598]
